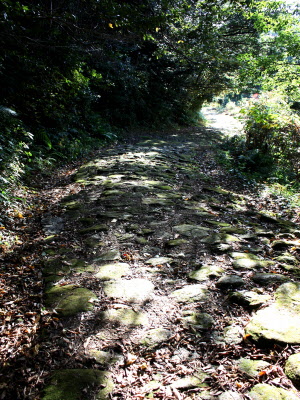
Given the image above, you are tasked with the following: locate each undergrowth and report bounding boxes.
[216,92,300,204]
[0,107,116,205]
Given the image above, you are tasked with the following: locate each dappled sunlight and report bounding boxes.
[37,125,300,398]
[202,106,244,137]
[1,124,300,399]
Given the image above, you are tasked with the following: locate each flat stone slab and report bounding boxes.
[145,256,173,266]
[246,304,300,343]
[230,252,260,260]
[88,349,124,366]
[251,273,289,286]
[285,353,300,386]
[142,197,173,206]
[246,282,300,343]
[219,392,243,400]
[94,262,130,280]
[248,383,299,400]
[173,224,210,238]
[102,308,148,326]
[79,224,108,234]
[272,239,300,250]
[275,254,298,265]
[182,311,214,329]
[96,250,120,261]
[167,239,188,247]
[229,290,272,307]
[44,259,95,280]
[222,324,244,345]
[189,264,224,281]
[42,369,114,400]
[233,259,274,270]
[216,275,245,289]
[171,372,208,389]
[45,285,97,317]
[103,278,154,303]
[140,328,172,348]
[237,358,270,378]
[170,284,208,303]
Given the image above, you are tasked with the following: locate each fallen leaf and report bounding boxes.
[125,353,137,366]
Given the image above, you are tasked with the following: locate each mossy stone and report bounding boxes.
[102,308,148,326]
[221,234,240,243]
[136,237,148,244]
[145,256,173,266]
[200,233,222,244]
[249,383,299,400]
[44,259,95,277]
[103,278,154,303]
[170,284,208,303]
[218,392,243,400]
[62,201,82,210]
[245,304,300,343]
[88,349,123,366]
[220,227,246,235]
[222,324,244,344]
[171,372,208,389]
[233,259,274,270]
[96,250,120,261]
[237,358,270,378]
[141,228,154,235]
[275,282,300,311]
[42,369,114,400]
[102,189,125,196]
[285,353,300,386]
[189,264,224,281]
[205,220,231,227]
[43,259,70,276]
[182,311,214,329]
[275,254,298,265]
[94,262,130,280]
[272,239,299,250]
[45,285,97,317]
[142,197,173,206]
[173,224,210,238]
[232,252,260,259]
[167,238,188,247]
[216,275,244,289]
[79,224,108,234]
[140,328,172,348]
[251,273,289,286]
[229,290,272,307]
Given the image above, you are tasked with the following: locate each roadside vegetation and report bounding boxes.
[1,1,300,202]
[216,91,300,206]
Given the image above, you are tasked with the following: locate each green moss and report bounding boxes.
[102,308,148,326]
[45,285,97,317]
[249,383,299,400]
[237,358,270,378]
[79,224,108,234]
[42,369,114,400]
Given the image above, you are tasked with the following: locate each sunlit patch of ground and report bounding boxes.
[202,106,244,137]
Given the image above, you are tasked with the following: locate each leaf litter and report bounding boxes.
[0,127,300,399]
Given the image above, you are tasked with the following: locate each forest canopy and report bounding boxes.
[0,0,299,185]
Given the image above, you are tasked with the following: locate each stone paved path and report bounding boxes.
[40,125,300,399]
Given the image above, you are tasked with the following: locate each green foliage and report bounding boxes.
[0,0,299,203]
[0,107,33,201]
[219,92,300,185]
[237,1,300,97]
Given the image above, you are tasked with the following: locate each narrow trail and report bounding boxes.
[202,107,244,137]
[1,121,300,400]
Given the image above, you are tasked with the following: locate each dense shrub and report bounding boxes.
[0,107,33,201]
[219,93,300,184]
